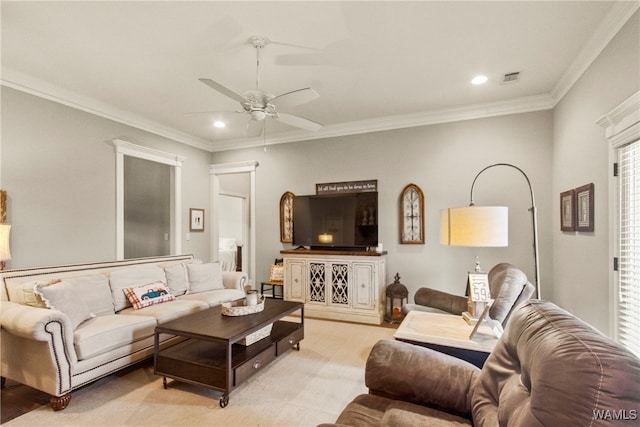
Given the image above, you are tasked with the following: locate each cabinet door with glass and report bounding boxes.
[307,261,328,304]
[328,262,350,308]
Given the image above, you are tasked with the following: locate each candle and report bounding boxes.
[318,233,333,244]
[246,291,258,306]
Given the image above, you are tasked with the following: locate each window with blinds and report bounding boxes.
[617,139,640,357]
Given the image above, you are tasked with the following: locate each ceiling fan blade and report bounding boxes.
[247,118,264,137]
[184,110,243,117]
[270,87,320,108]
[275,113,322,132]
[199,78,247,105]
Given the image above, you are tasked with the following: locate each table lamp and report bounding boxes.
[0,224,11,270]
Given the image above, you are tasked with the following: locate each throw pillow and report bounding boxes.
[219,237,237,250]
[34,281,94,329]
[63,274,115,316]
[186,262,224,294]
[123,281,175,310]
[269,264,284,282]
[164,260,202,296]
[109,266,166,311]
[7,279,59,307]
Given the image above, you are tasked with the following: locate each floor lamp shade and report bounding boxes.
[440,207,508,247]
[0,224,11,261]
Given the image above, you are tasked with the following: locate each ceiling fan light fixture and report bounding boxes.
[471,75,488,85]
[196,34,323,137]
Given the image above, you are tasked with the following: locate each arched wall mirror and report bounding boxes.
[210,161,258,284]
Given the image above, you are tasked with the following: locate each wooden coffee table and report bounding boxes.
[393,310,499,368]
[154,299,304,407]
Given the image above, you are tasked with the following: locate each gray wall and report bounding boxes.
[552,10,639,334]
[1,87,213,266]
[1,11,637,336]
[211,110,554,306]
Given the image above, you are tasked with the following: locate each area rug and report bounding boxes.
[4,318,396,426]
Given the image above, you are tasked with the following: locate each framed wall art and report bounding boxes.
[189,208,205,232]
[400,183,425,244]
[575,183,594,232]
[279,191,294,243]
[560,189,575,232]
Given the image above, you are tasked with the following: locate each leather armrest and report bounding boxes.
[414,288,467,315]
[365,339,479,416]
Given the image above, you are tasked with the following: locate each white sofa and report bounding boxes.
[0,254,247,410]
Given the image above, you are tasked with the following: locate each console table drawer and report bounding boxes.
[234,344,276,385]
[276,326,304,355]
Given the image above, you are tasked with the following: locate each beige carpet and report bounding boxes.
[4,318,396,427]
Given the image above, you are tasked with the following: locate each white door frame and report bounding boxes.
[210,160,259,283]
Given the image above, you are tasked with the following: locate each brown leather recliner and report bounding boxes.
[319,300,640,426]
[402,263,535,326]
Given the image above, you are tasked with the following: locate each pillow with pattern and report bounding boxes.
[123,281,175,310]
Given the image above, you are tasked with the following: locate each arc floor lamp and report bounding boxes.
[440,163,541,299]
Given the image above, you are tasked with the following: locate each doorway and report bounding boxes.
[210,161,258,283]
[218,193,248,272]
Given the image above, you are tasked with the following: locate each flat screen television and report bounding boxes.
[293,192,378,250]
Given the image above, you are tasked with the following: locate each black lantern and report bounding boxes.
[385,273,408,323]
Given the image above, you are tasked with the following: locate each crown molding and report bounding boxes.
[211,94,554,152]
[2,1,635,154]
[551,1,639,105]
[596,90,640,148]
[1,67,213,152]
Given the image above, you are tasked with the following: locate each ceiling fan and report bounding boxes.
[197,35,322,138]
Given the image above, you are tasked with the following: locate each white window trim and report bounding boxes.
[112,139,186,260]
[596,90,640,339]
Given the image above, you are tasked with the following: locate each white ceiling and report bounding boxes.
[2,1,637,152]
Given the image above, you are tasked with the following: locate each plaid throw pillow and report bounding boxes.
[123,281,175,310]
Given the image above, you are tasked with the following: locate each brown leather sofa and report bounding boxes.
[402,263,535,326]
[319,300,640,426]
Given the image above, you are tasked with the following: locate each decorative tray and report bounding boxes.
[221,296,265,316]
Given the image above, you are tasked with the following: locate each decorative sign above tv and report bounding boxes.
[316,179,377,194]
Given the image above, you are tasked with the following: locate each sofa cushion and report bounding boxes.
[472,300,640,426]
[164,262,189,296]
[34,281,94,329]
[7,278,58,308]
[331,394,471,427]
[163,260,203,296]
[487,263,528,323]
[118,299,208,324]
[73,314,157,360]
[63,274,115,316]
[123,281,175,309]
[177,288,244,307]
[186,262,224,294]
[109,266,166,311]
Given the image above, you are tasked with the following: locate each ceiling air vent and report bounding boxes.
[501,71,520,84]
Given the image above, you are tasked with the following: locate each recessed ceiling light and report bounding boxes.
[213,121,226,128]
[471,75,488,85]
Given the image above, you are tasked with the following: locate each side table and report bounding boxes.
[393,310,499,368]
[261,280,284,299]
